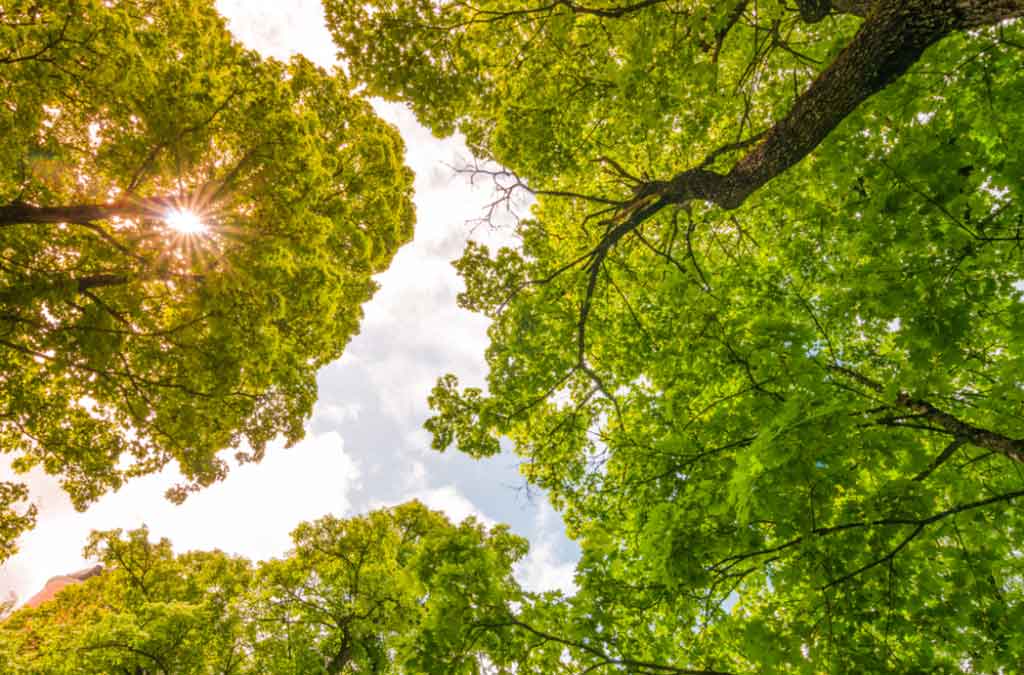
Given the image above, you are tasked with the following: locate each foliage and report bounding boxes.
[0,482,35,561]
[0,0,415,557]
[0,502,531,674]
[0,527,254,673]
[249,501,529,674]
[327,0,1024,671]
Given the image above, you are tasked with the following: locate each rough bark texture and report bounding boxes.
[831,0,873,17]
[797,0,833,22]
[897,394,1024,463]
[326,633,352,675]
[0,199,171,226]
[650,0,1024,211]
[829,366,1024,465]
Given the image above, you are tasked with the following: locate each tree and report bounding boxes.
[0,482,34,561]
[0,527,254,674]
[0,503,532,674]
[326,0,1024,670]
[0,0,415,557]
[249,502,528,674]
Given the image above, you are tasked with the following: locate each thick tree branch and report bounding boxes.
[796,0,871,21]
[832,0,873,16]
[0,198,175,226]
[628,0,1024,216]
[796,0,834,22]
[828,364,1024,463]
[895,393,1024,462]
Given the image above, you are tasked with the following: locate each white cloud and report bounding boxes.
[405,461,428,491]
[1,0,580,610]
[516,502,579,595]
[374,484,496,528]
[215,0,338,68]
[314,401,363,426]
[517,538,578,595]
[2,432,360,605]
[414,485,497,526]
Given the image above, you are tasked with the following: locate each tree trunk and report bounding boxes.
[651,0,1024,211]
[0,199,172,226]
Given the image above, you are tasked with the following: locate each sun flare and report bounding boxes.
[165,208,208,235]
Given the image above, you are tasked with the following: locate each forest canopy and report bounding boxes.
[0,0,414,557]
[0,503,535,674]
[3,505,707,674]
[324,0,1024,671]
[4,0,1024,672]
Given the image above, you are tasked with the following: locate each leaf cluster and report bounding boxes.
[0,0,415,556]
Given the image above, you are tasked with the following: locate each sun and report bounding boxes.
[165,208,208,235]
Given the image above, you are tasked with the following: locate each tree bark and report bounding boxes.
[832,0,873,17]
[645,0,1024,212]
[895,393,1024,463]
[326,641,352,674]
[829,365,1024,464]
[797,0,833,22]
[0,199,172,226]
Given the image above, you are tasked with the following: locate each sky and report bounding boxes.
[0,0,578,606]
